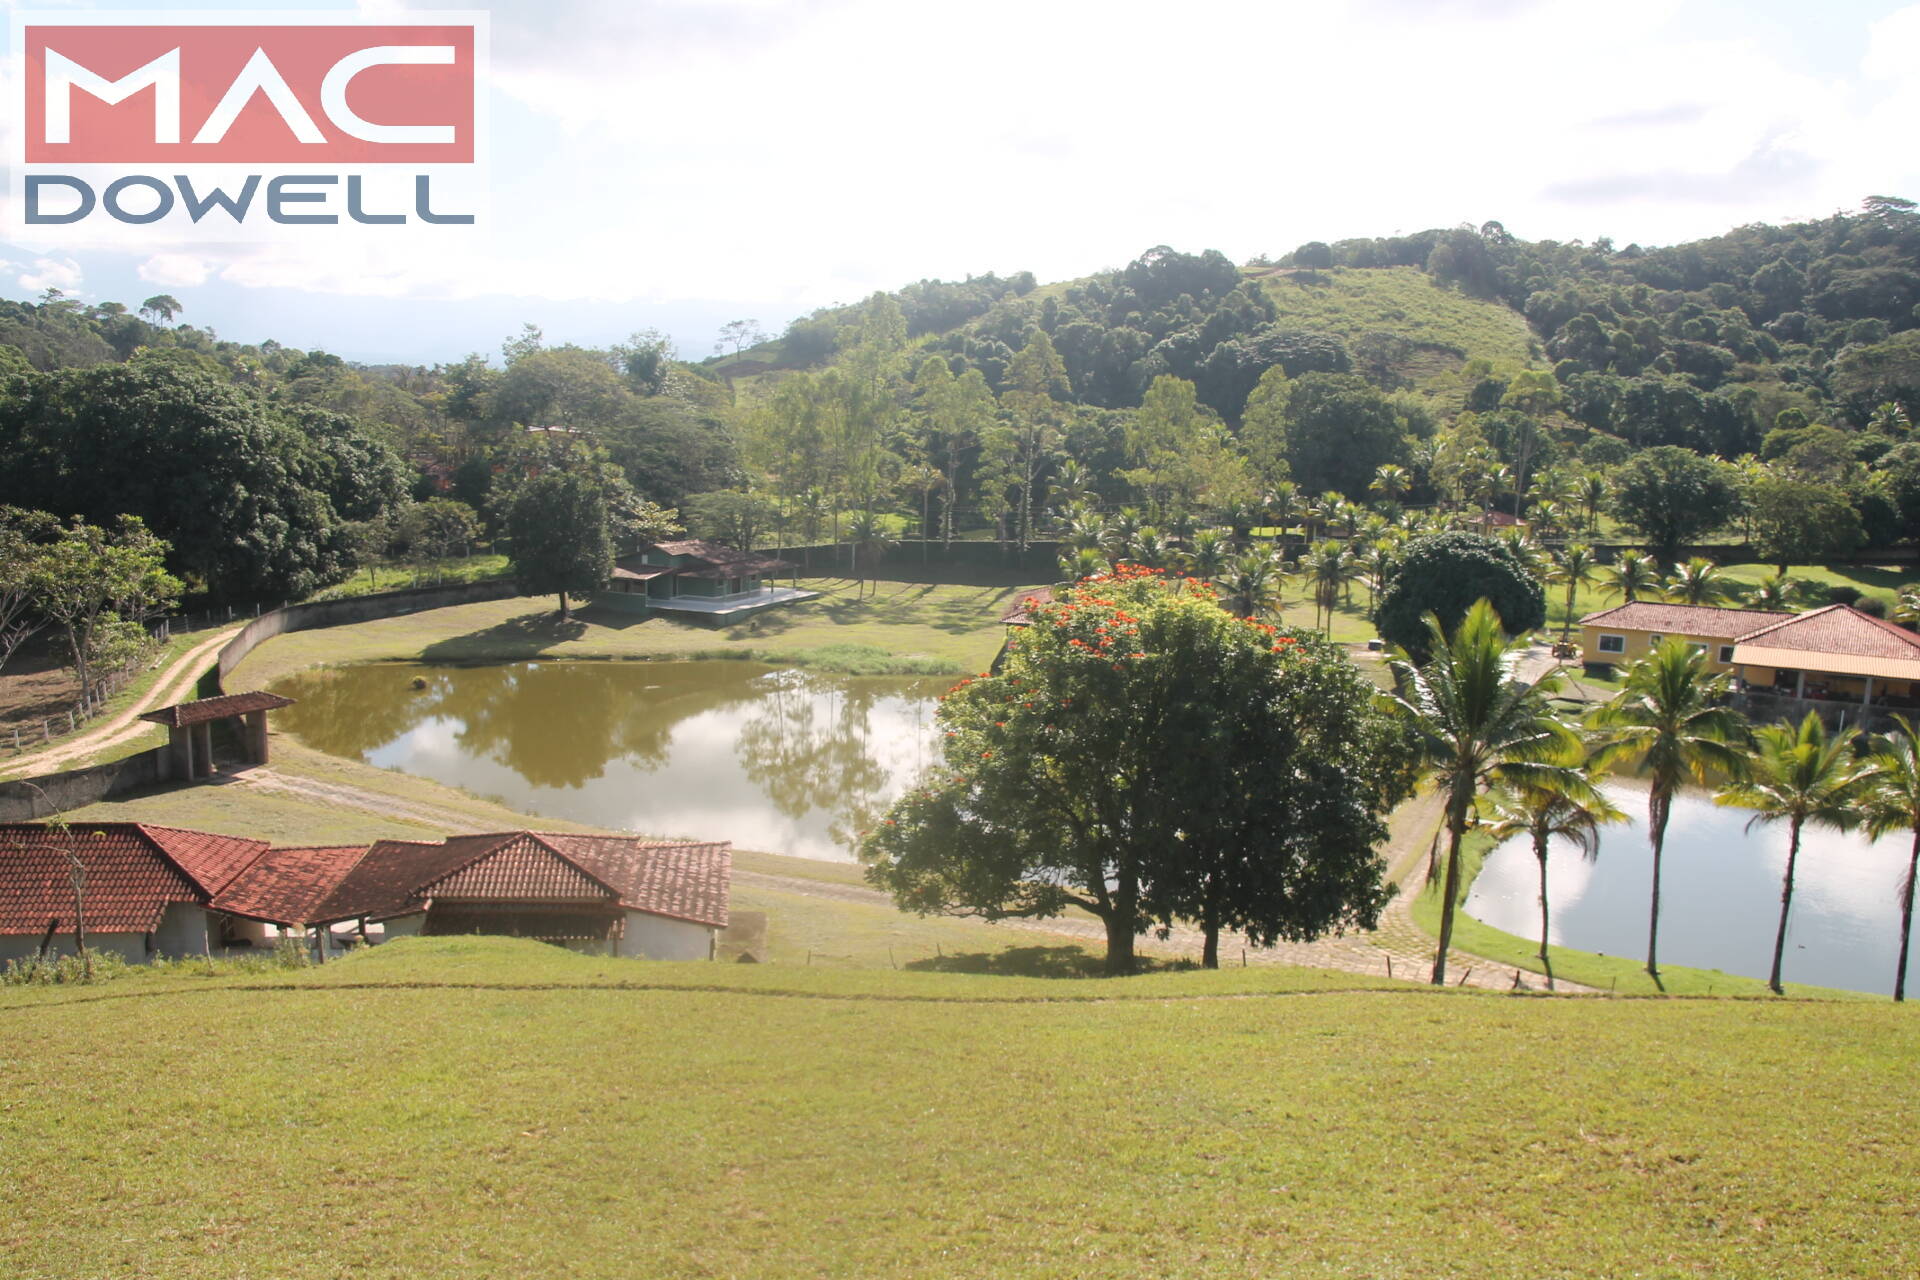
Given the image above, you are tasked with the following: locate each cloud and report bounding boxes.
[16,256,83,293]
[137,253,212,288]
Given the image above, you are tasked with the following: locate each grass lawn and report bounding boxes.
[2,936,1914,1279]
[227,577,1029,689]
[304,553,513,602]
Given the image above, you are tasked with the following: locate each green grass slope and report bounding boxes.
[2,938,1913,1279]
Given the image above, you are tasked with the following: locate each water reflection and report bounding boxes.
[1465,780,1914,995]
[270,661,945,861]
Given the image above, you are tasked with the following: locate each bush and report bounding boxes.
[1374,532,1546,661]
[1827,584,1864,607]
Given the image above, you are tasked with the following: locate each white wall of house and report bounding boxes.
[0,931,152,966]
[617,911,715,961]
[382,914,425,939]
[153,904,212,958]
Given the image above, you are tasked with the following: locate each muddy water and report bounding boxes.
[269,661,947,861]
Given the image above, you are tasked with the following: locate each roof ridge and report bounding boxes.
[1734,603,1848,643]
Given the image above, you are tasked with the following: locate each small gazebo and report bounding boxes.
[140,691,295,781]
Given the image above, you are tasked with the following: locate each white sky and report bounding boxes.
[2,0,1919,361]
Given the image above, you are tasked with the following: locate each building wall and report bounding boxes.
[1580,625,1745,672]
[617,911,714,961]
[383,914,425,938]
[153,903,212,958]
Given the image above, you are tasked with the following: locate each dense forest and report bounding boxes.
[5,196,1920,615]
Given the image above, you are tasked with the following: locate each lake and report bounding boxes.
[1464,780,1915,995]
[269,661,948,861]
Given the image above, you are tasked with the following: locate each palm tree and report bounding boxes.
[1481,765,1625,990]
[1108,506,1144,549]
[1590,642,1749,982]
[1359,541,1397,620]
[844,511,897,599]
[1219,552,1285,620]
[1894,585,1920,630]
[1548,543,1598,641]
[1388,600,1579,986]
[1058,546,1109,581]
[1263,482,1301,543]
[1665,556,1727,607]
[1299,540,1351,634]
[1185,528,1232,583]
[1751,572,1798,613]
[1050,460,1095,513]
[1715,712,1865,995]
[1600,550,1660,604]
[1577,471,1609,535]
[1862,715,1920,1001]
[1124,527,1171,569]
[1369,463,1411,509]
[1062,508,1109,556]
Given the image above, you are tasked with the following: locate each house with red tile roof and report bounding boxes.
[1580,601,1920,715]
[0,825,732,965]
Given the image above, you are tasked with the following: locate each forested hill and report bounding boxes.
[731,197,1920,445]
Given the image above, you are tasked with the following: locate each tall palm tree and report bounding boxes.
[1359,540,1398,620]
[845,511,897,599]
[1600,550,1660,604]
[1263,482,1301,543]
[1388,600,1578,986]
[1300,540,1351,634]
[1050,460,1095,513]
[1577,471,1609,535]
[1715,712,1865,995]
[1666,556,1727,607]
[1481,764,1625,990]
[1590,642,1749,982]
[1549,543,1598,641]
[1369,463,1411,509]
[1862,714,1920,1001]
[1219,552,1286,620]
[1184,528,1231,583]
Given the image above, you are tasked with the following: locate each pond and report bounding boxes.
[269,661,948,861]
[1464,780,1914,995]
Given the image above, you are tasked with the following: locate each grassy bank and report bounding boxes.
[227,577,1028,689]
[3,937,1913,1279]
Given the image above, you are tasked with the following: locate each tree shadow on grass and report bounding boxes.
[419,610,589,662]
[905,945,1199,979]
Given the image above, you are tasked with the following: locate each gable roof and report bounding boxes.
[1733,605,1920,680]
[213,844,370,926]
[139,691,293,729]
[0,824,206,935]
[310,832,731,929]
[1579,601,1794,640]
[136,824,272,896]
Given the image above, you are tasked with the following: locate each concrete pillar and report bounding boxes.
[245,710,269,764]
[1794,671,1807,700]
[192,721,213,778]
[163,726,191,781]
[1864,677,1875,709]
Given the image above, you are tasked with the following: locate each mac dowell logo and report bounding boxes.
[12,11,488,241]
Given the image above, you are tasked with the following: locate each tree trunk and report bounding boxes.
[1201,883,1221,969]
[1535,833,1554,992]
[1562,582,1577,642]
[1431,791,1470,986]
[558,592,570,621]
[1769,818,1803,996]
[1646,789,1671,981]
[1897,828,1919,1002]
[1101,911,1136,975]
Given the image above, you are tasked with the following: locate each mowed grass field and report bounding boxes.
[2,937,1914,1279]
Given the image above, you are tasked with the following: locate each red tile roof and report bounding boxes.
[1735,605,1920,660]
[139,691,294,729]
[138,824,272,896]
[213,845,369,925]
[421,835,615,903]
[544,834,731,929]
[310,835,501,925]
[1579,602,1794,639]
[0,824,205,935]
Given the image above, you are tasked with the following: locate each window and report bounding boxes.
[1688,643,1709,656]
[1597,633,1626,654]
[1648,634,1664,647]
[1719,645,1736,663]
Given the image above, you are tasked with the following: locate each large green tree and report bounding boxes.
[29,515,181,703]
[1608,447,1739,567]
[1374,531,1545,661]
[1266,372,1406,498]
[862,567,1400,974]
[502,471,615,621]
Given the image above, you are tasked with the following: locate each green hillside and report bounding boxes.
[1253,264,1537,368]
[3,937,1915,1279]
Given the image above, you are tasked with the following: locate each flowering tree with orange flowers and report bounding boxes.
[861,564,1407,974]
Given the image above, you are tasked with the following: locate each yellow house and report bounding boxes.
[1578,602,1793,674]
